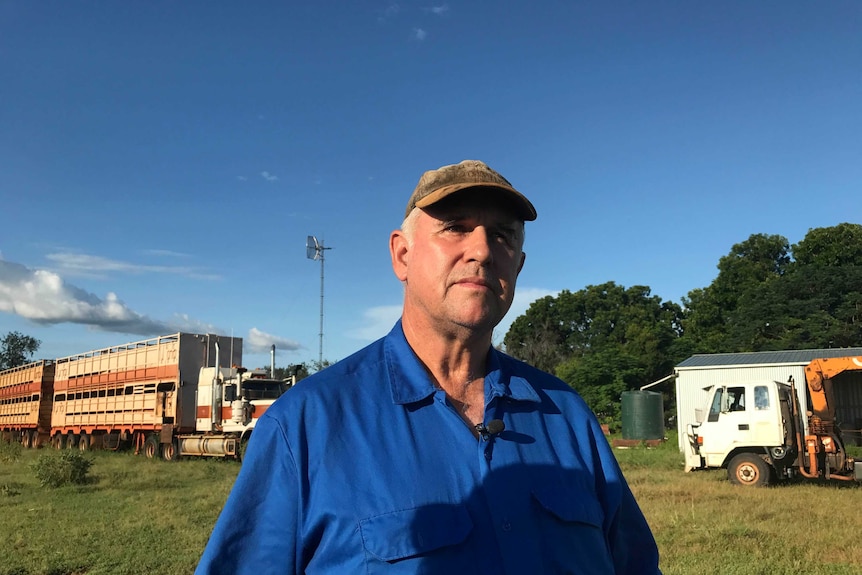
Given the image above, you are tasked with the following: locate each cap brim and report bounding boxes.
[414,183,537,221]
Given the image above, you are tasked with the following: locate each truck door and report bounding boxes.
[699,385,752,466]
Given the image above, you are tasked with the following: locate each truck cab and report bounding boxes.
[685,380,799,486]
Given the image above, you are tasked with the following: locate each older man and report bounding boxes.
[196,160,661,575]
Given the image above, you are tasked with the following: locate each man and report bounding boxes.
[196,160,661,574]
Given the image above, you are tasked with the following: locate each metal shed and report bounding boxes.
[674,347,862,451]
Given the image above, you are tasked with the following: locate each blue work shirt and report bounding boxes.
[196,322,661,574]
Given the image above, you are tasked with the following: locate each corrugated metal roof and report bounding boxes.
[677,347,862,368]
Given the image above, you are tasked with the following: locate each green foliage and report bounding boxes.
[272,361,326,383]
[31,451,93,487]
[680,233,790,353]
[503,223,862,427]
[792,222,862,267]
[0,331,41,370]
[503,294,568,373]
[556,351,630,423]
[505,282,685,423]
[682,224,862,353]
[0,438,23,463]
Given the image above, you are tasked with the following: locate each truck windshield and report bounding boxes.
[708,388,724,422]
[242,380,288,400]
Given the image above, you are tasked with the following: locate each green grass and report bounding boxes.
[3,436,862,574]
[0,449,239,575]
[616,433,862,575]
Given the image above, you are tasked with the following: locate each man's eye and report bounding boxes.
[494,230,515,243]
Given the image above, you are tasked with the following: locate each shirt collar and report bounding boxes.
[383,320,541,406]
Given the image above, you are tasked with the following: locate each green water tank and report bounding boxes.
[621,390,664,440]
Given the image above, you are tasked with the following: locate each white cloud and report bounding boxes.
[261,171,279,182]
[348,305,402,341]
[237,175,248,181]
[169,313,221,335]
[140,249,189,258]
[0,259,172,335]
[378,3,400,22]
[245,327,303,354]
[0,258,229,337]
[427,4,448,15]
[45,251,220,281]
[413,28,427,41]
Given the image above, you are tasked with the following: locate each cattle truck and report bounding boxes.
[46,332,289,460]
[0,360,56,447]
[684,356,862,486]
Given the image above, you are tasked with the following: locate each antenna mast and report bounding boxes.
[306,236,333,365]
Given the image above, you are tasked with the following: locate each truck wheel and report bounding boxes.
[78,433,90,452]
[52,434,66,450]
[21,431,32,449]
[728,453,771,487]
[144,435,160,459]
[66,433,78,450]
[161,439,181,462]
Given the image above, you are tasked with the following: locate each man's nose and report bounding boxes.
[465,226,493,263]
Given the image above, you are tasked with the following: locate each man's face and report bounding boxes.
[390,192,526,338]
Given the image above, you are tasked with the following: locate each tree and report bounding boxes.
[272,361,332,384]
[0,331,41,370]
[681,233,790,353]
[504,282,685,421]
[681,225,862,353]
[503,294,569,373]
[792,222,862,267]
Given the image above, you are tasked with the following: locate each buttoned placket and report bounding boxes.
[476,390,523,574]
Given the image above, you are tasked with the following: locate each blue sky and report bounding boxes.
[1,1,860,370]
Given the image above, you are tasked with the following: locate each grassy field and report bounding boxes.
[3,436,862,574]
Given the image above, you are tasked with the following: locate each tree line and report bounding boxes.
[503,223,862,424]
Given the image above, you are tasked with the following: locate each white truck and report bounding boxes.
[684,356,862,486]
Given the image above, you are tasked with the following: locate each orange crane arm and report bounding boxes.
[804,356,862,423]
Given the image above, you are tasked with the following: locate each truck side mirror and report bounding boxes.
[224,385,236,402]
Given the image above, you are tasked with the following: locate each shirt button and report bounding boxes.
[501,520,512,532]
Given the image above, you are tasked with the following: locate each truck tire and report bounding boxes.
[728,453,771,487]
[143,435,160,459]
[78,433,90,452]
[161,439,181,462]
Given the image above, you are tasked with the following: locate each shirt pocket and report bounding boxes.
[359,504,475,572]
[531,486,615,575]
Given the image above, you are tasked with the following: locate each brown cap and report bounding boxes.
[405,160,537,221]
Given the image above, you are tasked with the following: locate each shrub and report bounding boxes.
[1,482,23,497]
[31,451,93,487]
[0,437,23,463]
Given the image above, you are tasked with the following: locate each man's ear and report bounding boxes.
[390,230,409,281]
[518,251,526,275]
